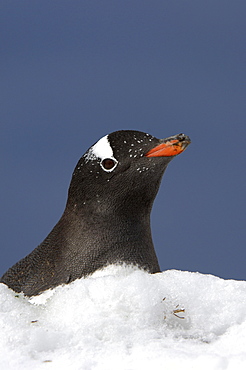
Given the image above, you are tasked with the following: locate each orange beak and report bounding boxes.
[145,133,191,157]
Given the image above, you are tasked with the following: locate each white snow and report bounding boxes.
[1,265,246,370]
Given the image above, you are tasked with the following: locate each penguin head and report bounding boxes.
[67,130,190,216]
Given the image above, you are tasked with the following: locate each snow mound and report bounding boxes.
[1,265,246,369]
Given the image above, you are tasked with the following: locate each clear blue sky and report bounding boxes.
[1,1,245,280]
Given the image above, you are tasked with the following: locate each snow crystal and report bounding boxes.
[1,266,246,369]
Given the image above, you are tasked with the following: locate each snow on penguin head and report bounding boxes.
[68,129,190,214]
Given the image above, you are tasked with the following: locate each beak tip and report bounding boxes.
[145,133,191,158]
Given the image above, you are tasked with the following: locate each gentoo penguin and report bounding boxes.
[0,130,190,296]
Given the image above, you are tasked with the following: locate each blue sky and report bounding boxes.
[1,1,245,280]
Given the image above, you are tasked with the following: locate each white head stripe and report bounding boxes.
[92,135,113,159]
[84,135,114,162]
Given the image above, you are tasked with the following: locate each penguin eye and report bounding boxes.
[100,158,118,172]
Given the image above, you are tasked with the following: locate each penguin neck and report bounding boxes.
[50,200,160,274]
[63,201,153,246]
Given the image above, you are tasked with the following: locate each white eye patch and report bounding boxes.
[91,135,113,158]
[84,135,118,172]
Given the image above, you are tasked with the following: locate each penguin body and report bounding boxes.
[0,130,190,296]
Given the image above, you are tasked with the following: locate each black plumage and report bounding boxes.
[1,130,190,296]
